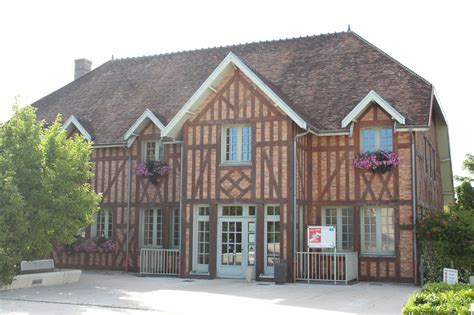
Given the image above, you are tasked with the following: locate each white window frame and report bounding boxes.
[193,205,210,273]
[139,208,163,248]
[171,208,180,249]
[221,125,252,164]
[360,127,393,153]
[360,207,395,256]
[91,209,113,239]
[142,139,164,162]
[321,207,354,252]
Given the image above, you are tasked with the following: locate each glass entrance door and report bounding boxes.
[217,205,255,278]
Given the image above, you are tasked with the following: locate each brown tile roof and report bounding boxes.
[33,31,433,144]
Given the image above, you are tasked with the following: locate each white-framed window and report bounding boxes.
[222,125,252,163]
[360,207,395,255]
[361,127,393,152]
[321,207,353,251]
[265,205,280,272]
[193,205,210,273]
[91,209,113,239]
[171,208,180,249]
[139,208,163,248]
[142,140,164,162]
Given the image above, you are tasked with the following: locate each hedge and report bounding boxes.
[403,283,474,315]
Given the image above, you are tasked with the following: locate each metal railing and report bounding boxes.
[296,251,358,284]
[140,248,180,276]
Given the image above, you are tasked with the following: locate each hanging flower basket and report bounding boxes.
[353,150,400,174]
[135,160,171,184]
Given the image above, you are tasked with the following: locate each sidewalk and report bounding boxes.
[0,271,416,314]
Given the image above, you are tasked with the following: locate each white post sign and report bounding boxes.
[443,268,458,284]
[307,226,336,249]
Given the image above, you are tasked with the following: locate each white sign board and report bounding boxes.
[443,268,458,284]
[307,226,336,249]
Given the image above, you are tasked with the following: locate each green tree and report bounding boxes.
[454,154,474,211]
[455,180,474,211]
[0,105,101,284]
[463,154,474,176]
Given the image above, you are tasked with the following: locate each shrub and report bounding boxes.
[417,209,473,283]
[403,283,474,315]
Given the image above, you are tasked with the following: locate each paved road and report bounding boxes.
[0,271,415,314]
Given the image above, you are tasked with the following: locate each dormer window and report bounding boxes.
[361,127,393,153]
[143,140,164,162]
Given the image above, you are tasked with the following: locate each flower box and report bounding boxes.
[135,160,171,184]
[353,150,400,174]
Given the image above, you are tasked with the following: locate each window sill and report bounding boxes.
[359,253,396,258]
[219,162,252,167]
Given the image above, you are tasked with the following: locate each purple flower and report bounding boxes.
[353,150,400,173]
[135,163,152,177]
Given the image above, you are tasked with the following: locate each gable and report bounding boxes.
[124,108,166,146]
[188,68,287,125]
[163,52,307,139]
[63,115,92,141]
[341,90,405,128]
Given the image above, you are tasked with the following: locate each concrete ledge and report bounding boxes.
[0,269,81,291]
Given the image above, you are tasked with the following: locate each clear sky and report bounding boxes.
[0,0,473,179]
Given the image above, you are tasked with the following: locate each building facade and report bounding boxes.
[34,31,454,284]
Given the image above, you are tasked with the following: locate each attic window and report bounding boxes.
[221,125,252,164]
[361,127,393,153]
[143,140,164,162]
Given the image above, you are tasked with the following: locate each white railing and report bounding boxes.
[296,251,358,284]
[140,248,180,276]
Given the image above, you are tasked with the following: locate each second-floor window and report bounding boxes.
[361,127,393,152]
[143,140,164,162]
[223,125,252,163]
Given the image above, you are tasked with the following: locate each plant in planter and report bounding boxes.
[353,150,400,174]
[62,236,118,254]
[135,160,171,184]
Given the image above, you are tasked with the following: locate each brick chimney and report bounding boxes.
[74,59,92,80]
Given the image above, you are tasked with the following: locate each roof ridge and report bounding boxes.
[349,31,433,87]
[114,30,349,61]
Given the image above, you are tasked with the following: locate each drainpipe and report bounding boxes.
[162,139,184,274]
[293,128,310,281]
[410,129,418,285]
[125,144,132,272]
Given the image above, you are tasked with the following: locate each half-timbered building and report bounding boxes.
[34,31,454,284]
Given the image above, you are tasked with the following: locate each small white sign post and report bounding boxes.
[306,226,337,283]
[443,268,458,284]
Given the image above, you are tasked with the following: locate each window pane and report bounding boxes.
[158,141,164,161]
[341,208,353,251]
[156,209,163,246]
[107,210,113,239]
[363,208,377,252]
[362,129,376,153]
[226,128,238,161]
[380,128,393,151]
[143,209,154,246]
[381,208,395,253]
[96,210,106,238]
[222,206,243,216]
[241,127,252,161]
[145,141,156,162]
[198,219,209,265]
[361,207,394,254]
[172,208,180,248]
